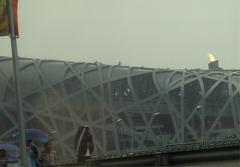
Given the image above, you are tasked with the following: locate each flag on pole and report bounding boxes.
[0,0,18,36]
[2,0,28,166]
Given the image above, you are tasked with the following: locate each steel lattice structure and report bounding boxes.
[0,57,239,160]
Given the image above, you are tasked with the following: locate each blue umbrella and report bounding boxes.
[15,128,48,143]
[0,144,19,151]
[0,144,19,160]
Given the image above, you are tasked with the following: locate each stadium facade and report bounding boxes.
[0,57,239,160]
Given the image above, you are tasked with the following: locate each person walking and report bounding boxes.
[40,141,56,167]
[26,140,39,167]
[0,149,7,167]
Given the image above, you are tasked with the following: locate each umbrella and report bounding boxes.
[0,144,19,151]
[0,144,19,160]
[15,128,48,143]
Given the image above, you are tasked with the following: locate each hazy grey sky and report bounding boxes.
[1,0,239,69]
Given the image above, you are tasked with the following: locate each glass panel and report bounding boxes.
[63,76,81,95]
[55,119,74,136]
[51,103,70,118]
[169,87,181,111]
[86,92,101,121]
[202,77,217,93]
[205,82,229,114]
[67,92,85,118]
[106,131,116,151]
[3,87,14,102]
[44,88,58,104]
[131,73,158,99]
[111,78,134,110]
[184,80,202,113]
[84,69,100,87]
[24,92,45,110]
[0,112,14,135]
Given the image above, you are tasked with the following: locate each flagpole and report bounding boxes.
[6,0,28,167]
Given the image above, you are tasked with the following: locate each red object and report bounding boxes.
[0,0,18,36]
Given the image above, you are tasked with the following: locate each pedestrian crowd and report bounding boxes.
[0,126,94,167]
[26,140,56,167]
[0,140,56,167]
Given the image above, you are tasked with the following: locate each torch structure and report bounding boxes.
[208,53,223,71]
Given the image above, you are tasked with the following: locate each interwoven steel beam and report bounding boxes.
[0,57,239,161]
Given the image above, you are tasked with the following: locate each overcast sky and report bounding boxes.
[0,0,239,69]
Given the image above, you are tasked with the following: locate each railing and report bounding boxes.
[55,139,240,166]
[91,139,240,160]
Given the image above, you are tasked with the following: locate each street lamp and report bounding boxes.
[115,118,122,123]
[153,112,160,117]
[153,112,162,146]
[115,118,123,154]
[192,105,207,141]
[195,105,202,110]
[50,130,57,135]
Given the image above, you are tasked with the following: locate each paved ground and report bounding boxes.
[174,160,240,167]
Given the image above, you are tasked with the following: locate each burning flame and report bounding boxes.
[208,53,217,62]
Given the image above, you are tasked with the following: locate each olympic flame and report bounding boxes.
[208,53,217,62]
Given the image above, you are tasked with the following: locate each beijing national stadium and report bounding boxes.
[0,56,239,166]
